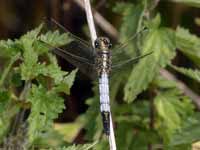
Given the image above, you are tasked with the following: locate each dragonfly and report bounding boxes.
[40,19,152,136]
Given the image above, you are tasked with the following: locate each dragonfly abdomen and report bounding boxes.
[99,73,111,135]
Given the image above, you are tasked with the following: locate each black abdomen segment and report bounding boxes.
[101,111,110,135]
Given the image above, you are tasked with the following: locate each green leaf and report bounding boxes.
[0,53,21,88]
[40,30,71,46]
[176,27,200,65]
[54,69,77,94]
[21,62,46,81]
[41,141,97,150]
[145,14,161,29]
[170,0,200,8]
[46,64,66,84]
[169,113,200,146]
[27,85,65,143]
[20,24,43,51]
[124,25,176,102]
[20,25,45,81]
[0,91,10,113]
[0,90,19,142]
[114,2,146,56]
[155,89,194,142]
[0,39,22,58]
[170,65,200,83]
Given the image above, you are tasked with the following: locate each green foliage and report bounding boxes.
[1,0,200,149]
[0,24,77,149]
[176,27,200,65]
[155,89,194,142]
[41,141,97,150]
[170,0,200,8]
[27,84,65,143]
[171,65,200,83]
[124,15,176,102]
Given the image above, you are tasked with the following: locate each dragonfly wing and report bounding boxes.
[112,52,153,69]
[52,40,97,80]
[111,28,149,64]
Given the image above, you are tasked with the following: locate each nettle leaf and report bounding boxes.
[155,89,194,142]
[171,65,200,83]
[0,90,19,141]
[170,0,200,8]
[45,141,97,150]
[124,15,176,102]
[20,25,45,81]
[39,30,72,48]
[21,62,46,81]
[20,24,43,52]
[27,84,65,143]
[176,27,200,65]
[45,63,67,85]
[54,69,77,94]
[169,113,200,147]
[114,2,146,56]
[20,24,72,81]
[0,39,22,58]
[0,53,21,88]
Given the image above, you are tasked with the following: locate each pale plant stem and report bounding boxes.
[84,0,97,45]
[74,0,118,40]
[84,0,116,150]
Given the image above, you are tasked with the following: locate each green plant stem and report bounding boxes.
[0,53,20,88]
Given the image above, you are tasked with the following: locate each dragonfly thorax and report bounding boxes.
[94,37,112,76]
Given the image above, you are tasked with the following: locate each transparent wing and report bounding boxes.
[112,52,153,69]
[111,28,149,65]
[49,18,97,56]
[39,39,97,79]
[42,19,98,79]
[53,46,97,80]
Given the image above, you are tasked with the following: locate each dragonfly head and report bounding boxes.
[94,37,112,51]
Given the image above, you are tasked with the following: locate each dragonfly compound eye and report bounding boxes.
[108,43,112,49]
[94,40,100,48]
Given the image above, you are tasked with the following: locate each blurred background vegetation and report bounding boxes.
[0,0,200,149]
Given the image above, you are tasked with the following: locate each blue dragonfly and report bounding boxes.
[40,19,152,136]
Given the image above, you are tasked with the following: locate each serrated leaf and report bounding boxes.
[45,64,67,85]
[20,24,43,51]
[21,62,46,81]
[169,113,200,146]
[170,0,200,8]
[27,85,65,143]
[114,2,146,56]
[0,53,21,87]
[0,90,19,142]
[54,69,77,94]
[176,27,200,65]
[0,39,22,58]
[20,25,45,81]
[43,141,97,150]
[39,30,72,48]
[155,89,194,142]
[124,25,176,102]
[171,65,200,83]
